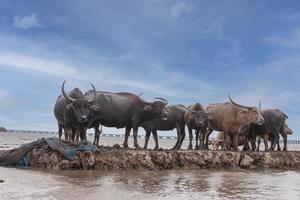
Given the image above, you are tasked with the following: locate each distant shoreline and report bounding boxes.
[3,129,300,143]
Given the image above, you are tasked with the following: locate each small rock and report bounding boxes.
[0,180,4,183]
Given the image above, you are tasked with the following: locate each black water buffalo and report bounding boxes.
[54,81,99,143]
[184,103,208,150]
[204,94,264,151]
[141,104,187,150]
[84,91,168,148]
[247,109,289,151]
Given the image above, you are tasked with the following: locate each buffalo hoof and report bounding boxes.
[143,146,148,149]
[187,145,193,150]
[134,145,142,149]
[153,146,159,150]
[283,148,287,151]
[123,144,129,149]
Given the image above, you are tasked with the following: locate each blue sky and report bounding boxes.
[0,0,299,139]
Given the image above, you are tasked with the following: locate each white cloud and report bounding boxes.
[0,51,87,79]
[12,13,41,29]
[170,2,192,18]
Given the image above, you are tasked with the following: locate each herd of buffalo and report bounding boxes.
[54,81,293,151]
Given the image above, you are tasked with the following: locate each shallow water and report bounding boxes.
[0,132,300,200]
[1,168,300,200]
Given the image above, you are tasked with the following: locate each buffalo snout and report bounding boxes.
[258,117,265,125]
[161,110,168,120]
[80,115,87,123]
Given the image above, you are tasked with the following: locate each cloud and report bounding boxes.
[170,2,192,18]
[0,51,86,79]
[12,13,41,29]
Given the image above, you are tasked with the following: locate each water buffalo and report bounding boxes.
[54,81,99,143]
[248,109,290,151]
[204,94,264,151]
[141,104,187,150]
[84,91,168,148]
[184,103,208,150]
[212,131,248,151]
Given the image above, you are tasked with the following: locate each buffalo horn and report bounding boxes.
[228,93,252,110]
[88,82,97,102]
[62,81,76,102]
[154,97,168,104]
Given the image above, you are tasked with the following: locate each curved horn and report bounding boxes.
[154,97,168,104]
[259,100,262,110]
[228,93,252,110]
[88,82,97,102]
[138,92,143,97]
[283,113,288,119]
[62,81,76,102]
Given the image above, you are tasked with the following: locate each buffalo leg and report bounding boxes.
[195,130,200,150]
[64,127,68,140]
[143,130,151,149]
[132,127,141,149]
[58,124,63,139]
[178,127,186,150]
[270,131,279,151]
[80,128,87,140]
[256,136,260,151]
[71,127,76,141]
[199,129,206,150]
[282,133,287,151]
[232,132,239,151]
[67,128,73,144]
[204,127,213,150]
[172,128,180,150]
[187,127,193,150]
[152,130,159,150]
[75,128,81,142]
[277,139,281,151]
[263,135,268,151]
[93,124,101,146]
[123,126,131,148]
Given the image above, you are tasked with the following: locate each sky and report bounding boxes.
[0,0,299,139]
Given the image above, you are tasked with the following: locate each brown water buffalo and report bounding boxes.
[84,91,168,148]
[184,103,208,150]
[204,94,264,151]
[141,104,187,150]
[248,109,289,151]
[212,131,248,151]
[54,81,99,143]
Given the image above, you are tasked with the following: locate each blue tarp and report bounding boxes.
[44,138,100,160]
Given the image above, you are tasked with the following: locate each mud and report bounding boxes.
[0,138,300,170]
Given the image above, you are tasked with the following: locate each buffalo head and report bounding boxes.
[144,97,169,120]
[191,110,207,128]
[284,124,293,135]
[229,94,264,125]
[62,81,99,124]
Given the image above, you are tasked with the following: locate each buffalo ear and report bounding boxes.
[144,105,152,111]
[89,105,101,113]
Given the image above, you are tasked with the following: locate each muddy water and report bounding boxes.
[0,132,300,200]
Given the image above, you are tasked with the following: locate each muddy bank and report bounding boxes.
[0,137,299,170]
